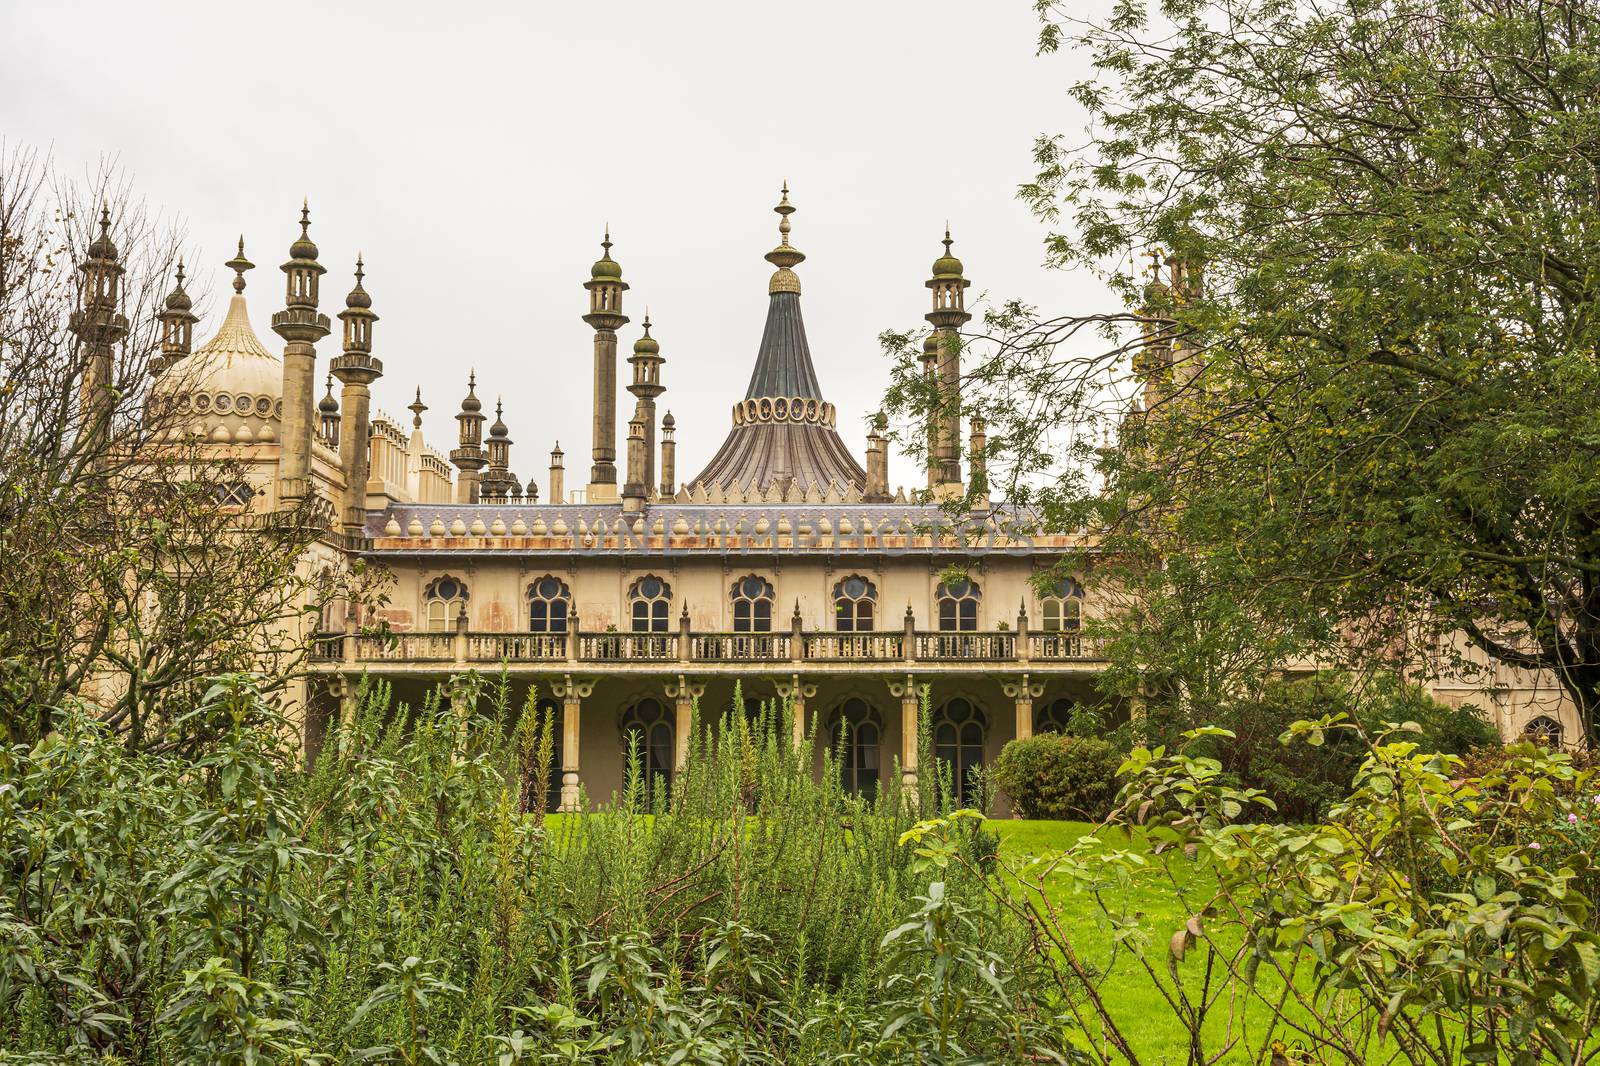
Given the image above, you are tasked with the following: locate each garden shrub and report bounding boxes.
[993,732,1123,820]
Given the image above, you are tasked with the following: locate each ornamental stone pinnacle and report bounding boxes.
[583,227,629,501]
[273,201,332,505]
[332,256,383,535]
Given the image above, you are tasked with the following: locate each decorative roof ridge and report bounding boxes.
[195,291,276,363]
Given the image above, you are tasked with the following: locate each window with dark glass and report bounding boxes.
[527,576,571,633]
[1041,576,1085,632]
[936,579,981,632]
[621,697,675,797]
[730,574,775,633]
[830,698,882,797]
[834,575,877,632]
[629,575,672,633]
[933,697,988,805]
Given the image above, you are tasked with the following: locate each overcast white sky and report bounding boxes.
[5,0,1112,495]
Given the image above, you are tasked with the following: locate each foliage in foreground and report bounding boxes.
[0,674,1078,1064]
[993,733,1123,822]
[960,722,1600,1064]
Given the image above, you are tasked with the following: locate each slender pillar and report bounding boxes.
[549,442,566,505]
[552,675,593,812]
[273,202,331,504]
[864,411,891,501]
[665,675,705,772]
[776,675,817,753]
[622,414,647,512]
[926,227,971,501]
[331,257,382,535]
[659,413,676,498]
[889,675,920,792]
[1003,675,1045,743]
[627,314,664,496]
[70,206,128,454]
[583,230,628,502]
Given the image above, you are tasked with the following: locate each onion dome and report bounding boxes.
[164,261,194,312]
[931,226,963,278]
[87,204,119,261]
[290,200,319,261]
[489,398,510,440]
[345,254,372,308]
[319,373,339,415]
[590,227,622,279]
[662,411,676,430]
[461,370,483,413]
[633,315,660,355]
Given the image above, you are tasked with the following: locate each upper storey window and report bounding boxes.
[1041,577,1085,632]
[834,575,877,632]
[936,579,980,632]
[730,574,775,633]
[527,576,571,634]
[424,575,468,632]
[630,575,672,633]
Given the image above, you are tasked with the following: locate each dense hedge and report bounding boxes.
[993,732,1124,820]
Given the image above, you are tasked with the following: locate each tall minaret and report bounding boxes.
[627,312,664,495]
[155,260,197,379]
[583,228,628,503]
[272,202,331,504]
[481,400,514,502]
[622,414,647,513]
[548,442,565,506]
[451,372,488,503]
[658,412,676,499]
[925,226,970,500]
[331,256,383,535]
[70,205,128,448]
[864,411,891,502]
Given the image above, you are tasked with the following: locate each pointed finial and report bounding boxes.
[469,368,477,388]
[300,197,311,235]
[225,236,254,294]
[495,397,504,418]
[943,222,953,255]
[765,182,805,291]
[409,386,427,429]
[175,259,186,286]
[99,202,111,234]
[602,224,612,257]
[355,252,365,282]
[642,309,652,335]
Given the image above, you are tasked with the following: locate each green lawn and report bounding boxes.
[992,820,1305,1064]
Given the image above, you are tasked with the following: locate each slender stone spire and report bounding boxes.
[925,224,970,500]
[864,411,891,502]
[331,255,383,535]
[451,370,488,503]
[623,414,647,513]
[408,386,427,430]
[272,200,331,504]
[548,441,565,506]
[481,399,516,502]
[583,227,628,502]
[319,372,341,446]
[627,311,664,497]
[155,259,197,377]
[70,204,128,447]
[659,412,676,499]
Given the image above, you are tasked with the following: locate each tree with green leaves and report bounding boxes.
[886,0,1600,746]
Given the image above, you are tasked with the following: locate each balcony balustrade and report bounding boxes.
[313,626,1099,668]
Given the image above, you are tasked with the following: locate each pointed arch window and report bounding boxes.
[731,574,775,633]
[424,575,468,632]
[621,697,674,798]
[933,697,987,805]
[629,575,672,633]
[1522,715,1564,748]
[936,579,981,632]
[834,575,877,632]
[1041,576,1085,632]
[527,576,572,634]
[829,698,882,798]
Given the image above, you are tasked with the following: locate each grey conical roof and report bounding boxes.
[744,291,823,400]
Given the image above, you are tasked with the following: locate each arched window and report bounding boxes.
[730,574,775,633]
[629,575,672,633]
[1035,698,1074,735]
[936,579,981,632]
[829,698,882,798]
[1522,714,1564,748]
[1041,576,1085,632]
[834,575,877,632]
[527,576,572,633]
[621,697,674,797]
[424,575,468,632]
[933,698,988,805]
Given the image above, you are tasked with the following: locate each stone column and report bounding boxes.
[1003,675,1045,743]
[273,206,330,504]
[775,674,817,753]
[666,675,705,772]
[332,365,380,533]
[551,674,593,812]
[888,674,920,793]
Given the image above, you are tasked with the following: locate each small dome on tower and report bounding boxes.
[87,205,118,260]
[662,411,676,429]
[633,315,659,355]
[460,371,483,413]
[345,255,372,308]
[289,201,319,260]
[319,375,339,414]
[591,228,622,279]
[164,261,193,312]
[931,227,963,278]
[489,399,509,439]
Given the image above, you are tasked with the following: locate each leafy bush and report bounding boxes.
[993,732,1123,820]
[0,673,1075,1062]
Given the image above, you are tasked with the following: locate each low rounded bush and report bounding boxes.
[994,733,1123,820]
